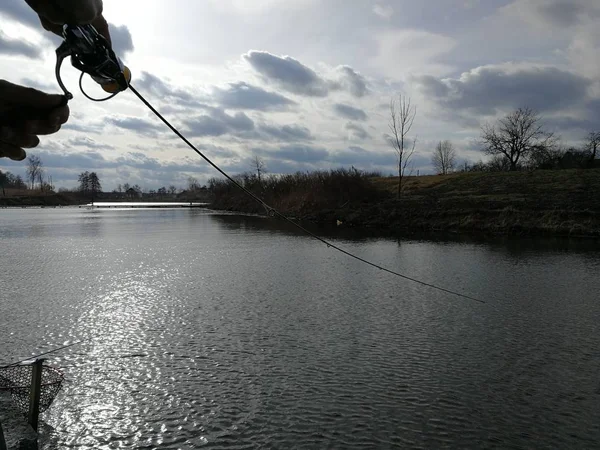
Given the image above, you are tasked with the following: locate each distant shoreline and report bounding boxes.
[3,169,600,238]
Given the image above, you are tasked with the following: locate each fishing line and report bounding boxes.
[127,84,486,305]
[0,337,94,369]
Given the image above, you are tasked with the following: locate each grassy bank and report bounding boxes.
[0,191,81,207]
[209,168,600,237]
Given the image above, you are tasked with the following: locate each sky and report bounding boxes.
[0,0,599,191]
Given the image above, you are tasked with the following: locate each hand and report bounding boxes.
[0,81,70,161]
[24,0,111,44]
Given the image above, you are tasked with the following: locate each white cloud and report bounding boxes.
[373,4,394,20]
[372,29,457,78]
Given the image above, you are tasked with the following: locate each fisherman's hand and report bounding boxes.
[24,0,112,44]
[0,81,70,161]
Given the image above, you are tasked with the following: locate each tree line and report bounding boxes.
[387,94,599,187]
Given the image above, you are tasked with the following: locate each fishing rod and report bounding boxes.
[0,337,94,369]
[51,23,485,305]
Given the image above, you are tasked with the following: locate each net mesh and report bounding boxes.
[0,364,64,413]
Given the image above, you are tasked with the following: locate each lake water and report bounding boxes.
[1,208,599,449]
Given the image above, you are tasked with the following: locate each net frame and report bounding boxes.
[0,363,64,413]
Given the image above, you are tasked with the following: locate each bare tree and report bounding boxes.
[388,94,417,198]
[431,140,457,175]
[187,177,200,191]
[481,107,555,171]
[251,155,266,183]
[168,185,177,195]
[584,131,600,164]
[26,155,43,190]
[36,169,45,192]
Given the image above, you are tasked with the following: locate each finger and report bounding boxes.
[0,142,26,161]
[38,15,64,37]
[0,127,40,149]
[22,120,62,136]
[47,104,70,128]
[0,80,66,110]
[92,14,112,45]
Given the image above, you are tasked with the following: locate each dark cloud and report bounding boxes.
[331,146,393,166]
[105,116,160,137]
[244,50,329,97]
[0,2,40,28]
[67,136,114,150]
[536,2,593,27]
[109,24,134,57]
[184,109,255,137]
[136,72,201,107]
[337,66,369,98]
[257,144,329,163]
[259,124,313,142]
[543,97,600,134]
[334,103,368,121]
[416,65,592,116]
[0,31,41,58]
[345,122,371,140]
[213,82,296,111]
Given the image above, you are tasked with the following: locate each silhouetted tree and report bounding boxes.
[432,140,456,175]
[26,155,43,189]
[78,171,90,193]
[88,172,102,194]
[251,155,266,183]
[388,94,417,197]
[188,177,200,191]
[481,107,555,171]
[584,131,600,165]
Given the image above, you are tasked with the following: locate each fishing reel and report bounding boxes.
[55,23,131,102]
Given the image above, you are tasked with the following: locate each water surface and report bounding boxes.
[1,208,599,449]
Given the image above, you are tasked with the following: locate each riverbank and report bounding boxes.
[209,169,600,237]
[0,193,77,207]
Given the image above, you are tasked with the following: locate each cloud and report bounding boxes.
[567,22,600,79]
[0,31,41,58]
[259,124,313,142]
[184,108,255,137]
[373,29,456,77]
[0,2,40,28]
[109,24,134,57]
[105,115,160,137]
[331,145,393,166]
[213,82,295,111]
[243,51,368,99]
[334,103,368,121]
[335,66,369,98]
[257,144,329,163]
[373,4,394,20]
[244,50,330,97]
[136,72,201,107]
[345,122,371,140]
[502,0,600,29]
[67,136,114,150]
[415,63,592,117]
[20,77,57,91]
